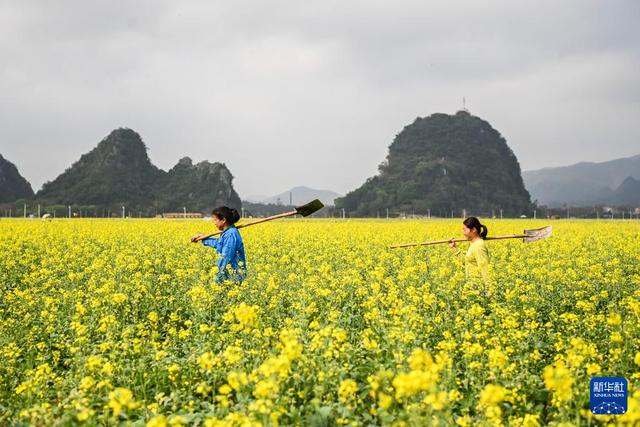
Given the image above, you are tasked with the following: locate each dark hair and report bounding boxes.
[211,206,240,225]
[463,216,488,239]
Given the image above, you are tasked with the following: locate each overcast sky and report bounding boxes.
[1,1,639,198]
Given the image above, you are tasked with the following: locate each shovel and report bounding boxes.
[390,225,552,249]
[191,199,324,242]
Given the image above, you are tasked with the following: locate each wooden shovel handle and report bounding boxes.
[192,210,297,242]
[390,238,465,249]
[390,234,528,249]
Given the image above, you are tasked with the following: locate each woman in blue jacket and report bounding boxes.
[191,206,246,283]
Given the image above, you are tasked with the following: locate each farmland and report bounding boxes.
[1,219,639,425]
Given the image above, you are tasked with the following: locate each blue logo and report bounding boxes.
[590,377,628,415]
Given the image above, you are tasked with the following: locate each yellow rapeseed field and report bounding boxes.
[1,218,639,426]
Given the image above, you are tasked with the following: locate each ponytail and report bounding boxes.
[229,208,240,224]
[479,224,488,239]
[212,206,241,225]
[463,216,488,239]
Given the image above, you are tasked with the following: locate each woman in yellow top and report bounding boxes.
[448,217,491,288]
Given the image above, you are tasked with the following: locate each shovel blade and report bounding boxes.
[523,226,552,243]
[295,199,324,217]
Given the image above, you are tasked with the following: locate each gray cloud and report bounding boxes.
[1,0,639,198]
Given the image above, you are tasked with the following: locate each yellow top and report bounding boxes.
[465,238,490,283]
[454,238,490,284]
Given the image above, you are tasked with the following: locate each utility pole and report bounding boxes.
[183,206,186,219]
[122,206,125,219]
[386,208,389,219]
[533,210,536,220]
[500,209,503,220]
[69,205,71,218]
[428,209,430,219]
[23,204,26,218]
[38,204,41,218]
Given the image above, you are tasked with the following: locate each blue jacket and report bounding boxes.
[201,226,246,283]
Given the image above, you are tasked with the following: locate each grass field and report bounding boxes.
[1,218,639,426]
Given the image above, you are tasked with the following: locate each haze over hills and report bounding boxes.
[523,154,640,207]
[246,186,342,206]
[336,111,532,217]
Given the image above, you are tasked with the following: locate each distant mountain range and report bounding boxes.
[523,154,640,207]
[245,186,342,206]
[3,128,638,214]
